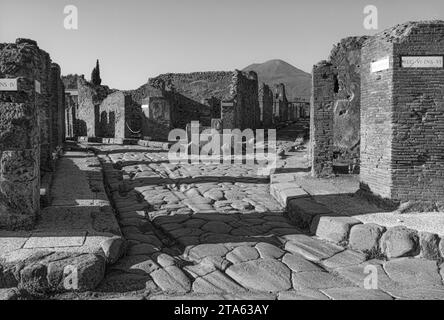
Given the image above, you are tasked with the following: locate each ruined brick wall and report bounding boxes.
[275,84,288,122]
[223,70,260,130]
[76,77,112,137]
[98,91,143,139]
[141,95,172,141]
[330,37,368,165]
[361,21,444,209]
[50,63,65,149]
[360,37,394,198]
[259,83,273,128]
[310,61,335,177]
[311,37,367,174]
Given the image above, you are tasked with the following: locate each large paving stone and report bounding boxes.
[311,215,361,244]
[283,234,344,262]
[321,287,393,300]
[45,253,106,292]
[383,258,442,287]
[277,289,329,300]
[282,253,323,273]
[418,232,441,260]
[255,242,285,259]
[226,259,292,292]
[150,266,191,293]
[349,223,385,253]
[0,288,19,300]
[98,272,156,293]
[192,270,245,294]
[287,198,333,229]
[226,246,259,264]
[321,249,367,270]
[187,244,229,261]
[292,271,354,290]
[380,226,419,259]
[201,221,232,234]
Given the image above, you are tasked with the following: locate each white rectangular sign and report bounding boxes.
[402,56,443,68]
[35,80,41,94]
[0,78,18,91]
[371,56,390,73]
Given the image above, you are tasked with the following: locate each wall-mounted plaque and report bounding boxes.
[0,78,18,91]
[371,56,390,73]
[35,80,41,93]
[401,56,443,68]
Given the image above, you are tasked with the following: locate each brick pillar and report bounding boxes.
[310,61,335,177]
[360,21,444,210]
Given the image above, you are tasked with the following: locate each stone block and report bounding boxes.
[380,226,419,259]
[310,215,361,244]
[418,232,441,260]
[349,223,385,254]
[270,182,309,207]
[287,198,333,229]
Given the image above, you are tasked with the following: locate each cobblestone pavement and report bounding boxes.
[76,140,444,300]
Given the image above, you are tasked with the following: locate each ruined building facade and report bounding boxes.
[311,21,444,210]
[0,39,65,229]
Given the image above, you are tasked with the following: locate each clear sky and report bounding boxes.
[1,0,443,90]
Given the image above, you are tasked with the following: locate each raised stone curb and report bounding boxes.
[270,177,444,262]
[270,182,309,207]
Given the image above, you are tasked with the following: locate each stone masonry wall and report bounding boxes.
[310,61,335,177]
[259,83,274,128]
[223,70,260,130]
[77,77,112,137]
[0,39,64,229]
[275,83,288,122]
[330,37,368,164]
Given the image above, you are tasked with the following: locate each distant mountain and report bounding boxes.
[243,59,311,101]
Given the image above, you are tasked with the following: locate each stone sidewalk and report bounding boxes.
[61,142,443,300]
[0,150,124,298]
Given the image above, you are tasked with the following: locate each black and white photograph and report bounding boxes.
[0,0,444,309]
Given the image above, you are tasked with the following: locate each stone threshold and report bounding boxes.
[269,172,444,262]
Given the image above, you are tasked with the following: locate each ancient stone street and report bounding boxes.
[49,141,440,300]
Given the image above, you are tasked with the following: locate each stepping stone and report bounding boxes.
[380,226,419,259]
[322,249,367,269]
[282,253,323,273]
[321,287,393,300]
[230,201,253,211]
[226,258,292,292]
[150,266,191,293]
[418,232,441,260]
[292,271,353,290]
[277,289,329,300]
[283,234,344,262]
[255,242,285,259]
[192,270,245,294]
[349,223,385,253]
[226,246,260,264]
